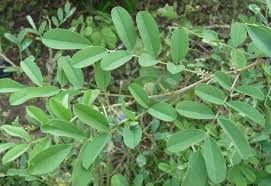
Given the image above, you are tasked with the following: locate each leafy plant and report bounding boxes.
[0,2,271,186]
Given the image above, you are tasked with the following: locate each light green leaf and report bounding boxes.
[29,137,51,161]
[9,86,59,105]
[230,22,247,47]
[166,129,206,153]
[20,56,43,86]
[42,29,91,50]
[231,49,246,68]
[74,104,110,132]
[111,174,130,186]
[128,83,149,108]
[101,50,133,71]
[247,24,271,57]
[170,29,189,63]
[235,85,265,100]
[0,143,16,154]
[1,125,31,141]
[49,98,72,121]
[214,71,232,90]
[217,118,251,159]
[226,101,265,126]
[166,62,185,74]
[136,11,160,56]
[176,100,215,119]
[2,144,30,164]
[123,125,142,149]
[0,78,24,93]
[182,151,207,186]
[195,83,225,105]
[56,57,68,87]
[148,102,177,122]
[41,119,86,140]
[138,53,159,67]
[94,62,111,90]
[72,46,108,68]
[203,137,226,184]
[82,89,101,105]
[82,134,111,169]
[28,144,72,175]
[111,7,137,51]
[26,106,49,125]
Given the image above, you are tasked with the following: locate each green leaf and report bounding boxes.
[247,24,271,57]
[235,85,265,100]
[136,11,160,56]
[170,29,189,63]
[226,101,265,126]
[195,83,226,105]
[217,118,251,159]
[9,86,59,105]
[128,83,149,108]
[56,57,68,87]
[29,137,51,161]
[166,129,206,153]
[61,56,84,89]
[2,144,30,164]
[94,62,111,90]
[123,125,142,149]
[214,71,232,90]
[74,104,110,132]
[203,137,226,184]
[26,106,49,125]
[41,119,86,140]
[42,29,91,50]
[166,62,185,74]
[1,125,31,141]
[176,101,215,119]
[138,53,159,67]
[72,143,92,186]
[182,151,207,186]
[231,49,246,68]
[82,134,111,169]
[48,98,72,121]
[82,89,101,105]
[230,22,247,47]
[111,174,130,186]
[20,56,43,86]
[101,50,133,71]
[72,46,108,68]
[111,7,137,51]
[148,102,177,122]
[28,144,72,175]
[0,143,16,154]
[0,78,24,93]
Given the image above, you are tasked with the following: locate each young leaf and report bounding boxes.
[214,71,232,90]
[176,101,215,119]
[2,144,30,164]
[128,83,149,108]
[26,106,49,125]
[72,46,108,68]
[166,129,206,153]
[123,125,142,149]
[82,134,111,169]
[148,102,177,122]
[1,125,31,141]
[195,84,226,105]
[74,104,110,132]
[101,50,133,71]
[111,174,130,186]
[82,89,101,105]
[48,98,72,121]
[9,86,59,105]
[136,11,160,56]
[231,49,246,68]
[217,118,251,159]
[138,53,159,67]
[94,62,111,90]
[203,137,226,184]
[0,78,24,93]
[226,101,265,126]
[41,119,86,140]
[61,56,84,89]
[230,22,247,47]
[28,144,72,175]
[29,137,51,161]
[0,143,16,154]
[42,29,91,50]
[182,151,207,186]
[235,85,265,100]
[111,7,137,51]
[247,24,271,57]
[170,29,189,63]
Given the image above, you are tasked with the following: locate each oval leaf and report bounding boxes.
[26,106,49,125]
[2,144,30,164]
[148,102,177,122]
[48,98,72,121]
[101,50,133,71]
[230,22,247,47]
[170,29,189,63]
[128,83,149,108]
[123,125,142,149]
[235,85,265,100]
[195,84,225,105]
[1,125,31,141]
[214,71,232,90]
